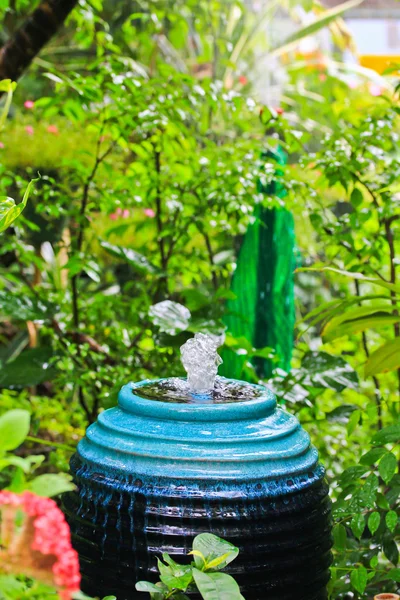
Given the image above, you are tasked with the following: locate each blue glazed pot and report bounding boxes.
[64,378,332,600]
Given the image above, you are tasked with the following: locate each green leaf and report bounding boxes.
[0,291,54,322]
[192,534,239,571]
[157,556,192,591]
[359,448,388,466]
[388,568,400,582]
[192,569,244,600]
[135,582,165,593]
[0,347,58,388]
[326,404,358,424]
[368,512,380,535]
[347,410,361,437]
[322,303,398,337]
[299,266,400,294]
[28,473,75,497]
[386,511,398,533]
[350,565,368,595]
[333,524,347,550]
[372,423,400,445]
[270,0,364,58]
[300,351,358,392]
[0,178,39,233]
[379,452,397,484]
[351,514,365,539]
[383,536,399,565]
[329,315,400,340]
[100,240,158,274]
[0,409,30,451]
[149,300,191,335]
[350,187,363,208]
[365,339,400,376]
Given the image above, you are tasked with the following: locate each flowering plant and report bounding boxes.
[0,491,81,600]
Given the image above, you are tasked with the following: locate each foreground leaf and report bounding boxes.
[0,348,58,388]
[365,338,400,376]
[0,177,39,234]
[0,409,30,452]
[192,534,239,571]
[192,569,244,600]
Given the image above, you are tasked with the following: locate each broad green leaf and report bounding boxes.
[135,581,165,593]
[383,536,399,565]
[379,452,397,484]
[322,303,397,337]
[333,524,347,550]
[157,557,192,591]
[324,314,400,340]
[28,473,75,497]
[0,177,39,233]
[300,351,358,392]
[347,409,361,437]
[0,409,30,451]
[350,566,367,595]
[100,240,158,274]
[365,339,400,376]
[0,291,54,322]
[0,347,57,388]
[271,0,364,58]
[192,534,239,571]
[326,404,358,424]
[149,300,191,335]
[372,423,400,445]
[388,568,400,582]
[192,569,244,600]
[350,514,365,539]
[386,510,398,533]
[359,447,388,465]
[368,512,380,535]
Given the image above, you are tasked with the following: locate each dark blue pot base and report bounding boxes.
[64,379,332,599]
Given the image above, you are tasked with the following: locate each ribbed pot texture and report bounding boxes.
[63,378,332,600]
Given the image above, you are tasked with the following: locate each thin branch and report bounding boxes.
[354,280,383,430]
[203,231,218,291]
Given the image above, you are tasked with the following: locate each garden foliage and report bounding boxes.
[0,0,398,598]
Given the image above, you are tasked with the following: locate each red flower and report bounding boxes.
[238,75,248,85]
[0,491,81,600]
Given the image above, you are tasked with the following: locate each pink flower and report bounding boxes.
[0,142,4,149]
[109,213,118,220]
[369,83,383,97]
[122,209,129,218]
[0,491,81,600]
[144,208,155,218]
[275,107,284,115]
[318,73,327,82]
[47,124,59,135]
[25,125,34,135]
[24,100,35,109]
[238,75,248,85]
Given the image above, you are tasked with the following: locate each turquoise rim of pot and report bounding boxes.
[118,377,277,422]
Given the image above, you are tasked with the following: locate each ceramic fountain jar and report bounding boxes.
[64,335,332,600]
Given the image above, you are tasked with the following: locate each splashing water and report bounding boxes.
[180,333,224,394]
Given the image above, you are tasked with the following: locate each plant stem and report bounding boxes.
[354,280,383,430]
[203,231,218,291]
[25,435,76,452]
[383,217,400,396]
